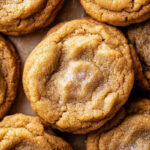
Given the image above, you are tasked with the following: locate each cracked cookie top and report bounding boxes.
[23,18,134,134]
[127,20,150,91]
[87,99,150,150]
[0,35,20,119]
[80,0,150,26]
[0,0,64,36]
[0,114,72,150]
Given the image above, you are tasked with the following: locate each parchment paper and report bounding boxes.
[8,0,87,150]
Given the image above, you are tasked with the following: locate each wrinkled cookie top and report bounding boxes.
[94,0,149,12]
[23,18,134,134]
[127,20,150,90]
[0,35,20,119]
[87,99,150,150]
[0,0,63,35]
[80,0,150,26]
[127,99,150,115]
[0,114,72,150]
[99,115,150,150]
[99,99,150,150]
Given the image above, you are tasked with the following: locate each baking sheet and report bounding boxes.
[7,0,87,150]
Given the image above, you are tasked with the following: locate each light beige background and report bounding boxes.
[8,0,87,149]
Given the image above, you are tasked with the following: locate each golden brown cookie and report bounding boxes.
[87,98,150,150]
[80,0,150,26]
[127,20,150,91]
[0,0,64,36]
[0,114,72,150]
[0,35,20,119]
[23,18,134,134]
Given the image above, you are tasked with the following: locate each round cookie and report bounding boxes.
[127,20,150,91]
[23,18,134,134]
[80,0,150,26]
[0,35,20,119]
[0,114,72,150]
[87,99,150,150]
[0,0,64,36]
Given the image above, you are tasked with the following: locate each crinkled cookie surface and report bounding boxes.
[80,0,150,26]
[127,20,150,91]
[0,35,20,119]
[23,18,134,134]
[87,99,150,150]
[0,114,72,150]
[0,0,64,35]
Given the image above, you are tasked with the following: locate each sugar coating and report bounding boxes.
[23,18,134,134]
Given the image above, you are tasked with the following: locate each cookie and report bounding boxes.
[23,18,134,134]
[0,114,72,150]
[87,98,150,150]
[127,20,150,91]
[80,0,150,26]
[0,0,64,36]
[0,35,20,119]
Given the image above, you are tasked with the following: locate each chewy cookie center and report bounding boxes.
[44,31,125,106]
[94,0,149,12]
[41,33,127,124]
[95,0,132,11]
[57,60,103,104]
